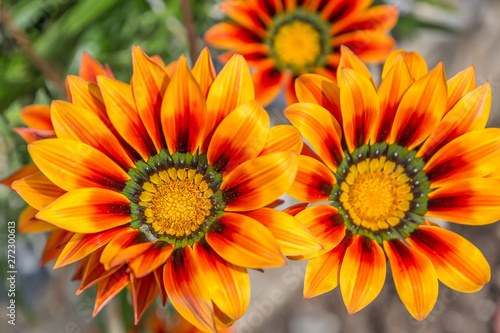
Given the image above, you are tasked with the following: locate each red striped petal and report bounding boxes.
[129,243,174,278]
[36,188,131,233]
[100,228,152,270]
[12,172,65,211]
[384,240,438,321]
[164,247,217,333]
[130,273,159,324]
[407,225,490,293]
[252,60,285,107]
[259,125,303,156]
[79,52,114,84]
[41,229,73,266]
[76,249,122,294]
[206,213,286,268]
[340,235,386,314]
[93,266,129,316]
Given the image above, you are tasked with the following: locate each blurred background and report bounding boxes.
[1,0,500,332]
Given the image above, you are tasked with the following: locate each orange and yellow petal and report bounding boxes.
[19,104,52,130]
[130,273,160,324]
[221,151,297,211]
[36,188,131,233]
[0,163,39,188]
[129,244,174,278]
[426,178,500,225]
[18,205,57,233]
[12,171,66,211]
[206,213,286,269]
[382,49,428,81]
[100,229,153,270]
[407,225,490,293]
[28,138,130,192]
[340,235,386,314]
[241,208,323,256]
[446,65,476,112]
[259,124,303,156]
[192,47,216,97]
[164,247,217,333]
[94,266,129,316]
[384,240,438,321]
[79,52,114,84]
[252,60,286,107]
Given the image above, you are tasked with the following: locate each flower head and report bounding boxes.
[12,47,321,332]
[205,0,398,105]
[285,46,498,320]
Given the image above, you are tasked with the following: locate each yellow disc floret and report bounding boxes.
[139,168,212,237]
[272,20,321,69]
[339,158,414,232]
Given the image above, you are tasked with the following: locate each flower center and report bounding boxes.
[122,151,225,248]
[272,20,321,69]
[331,143,431,244]
[139,170,213,237]
[339,159,413,231]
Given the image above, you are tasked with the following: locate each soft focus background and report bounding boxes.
[1,0,500,332]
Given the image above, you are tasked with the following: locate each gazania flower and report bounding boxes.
[13,46,321,332]
[285,46,500,320]
[205,0,398,105]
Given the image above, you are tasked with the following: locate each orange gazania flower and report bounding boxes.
[285,46,499,320]
[12,47,321,332]
[205,0,398,105]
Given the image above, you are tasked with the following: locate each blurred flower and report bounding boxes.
[285,46,499,320]
[12,46,321,332]
[205,0,398,105]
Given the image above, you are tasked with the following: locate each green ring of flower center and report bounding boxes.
[265,8,331,75]
[122,150,225,249]
[330,143,432,245]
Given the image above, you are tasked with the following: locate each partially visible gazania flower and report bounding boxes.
[285,46,500,320]
[205,0,398,105]
[12,46,321,332]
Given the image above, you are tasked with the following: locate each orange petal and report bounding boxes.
[0,163,39,188]
[259,125,303,156]
[79,52,114,84]
[161,55,206,155]
[376,54,414,142]
[295,73,342,125]
[36,188,131,233]
[252,60,285,107]
[132,46,169,153]
[332,5,399,35]
[241,208,323,256]
[93,266,129,316]
[221,151,297,211]
[65,76,108,122]
[220,0,267,37]
[382,49,428,81]
[288,155,336,203]
[204,54,254,148]
[194,243,250,321]
[407,225,490,293]
[291,205,346,260]
[154,266,167,306]
[284,103,343,171]
[283,202,309,217]
[417,83,491,161]
[426,178,500,225]
[208,100,269,175]
[130,273,159,324]
[100,228,152,270]
[18,205,57,233]
[383,240,438,321]
[98,76,154,160]
[19,104,52,130]
[446,65,476,112]
[164,247,217,333]
[304,236,350,298]
[51,100,135,170]
[337,45,374,85]
[340,67,380,152]
[12,172,65,211]
[55,226,128,269]
[204,22,261,48]
[129,243,174,278]
[14,127,55,144]
[28,138,130,192]
[192,47,216,97]
[41,229,73,266]
[388,63,447,149]
[340,235,386,314]
[77,248,122,293]
[206,212,286,268]
[424,128,500,187]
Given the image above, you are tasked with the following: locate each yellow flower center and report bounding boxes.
[339,158,414,232]
[272,20,321,69]
[139,168,213,237]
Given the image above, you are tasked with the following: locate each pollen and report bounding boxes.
[140,168,212,237]
[272,20,321,69]
[339,159,413,232]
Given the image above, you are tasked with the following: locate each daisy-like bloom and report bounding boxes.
[284,46,500,320]
[205,0,398,105]
[12,46,321,332]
